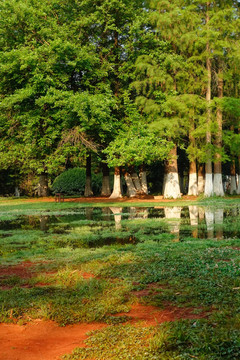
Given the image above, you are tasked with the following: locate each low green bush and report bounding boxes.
[51,168,102,195]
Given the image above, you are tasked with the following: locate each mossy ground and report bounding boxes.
[0,198,240,359]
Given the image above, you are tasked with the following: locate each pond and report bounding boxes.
[0,206,239,255]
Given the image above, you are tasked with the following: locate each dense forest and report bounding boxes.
[0,0,240,198]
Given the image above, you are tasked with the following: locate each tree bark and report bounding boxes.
[131,171,143,194]
[237,156,240,194]
[38,173,49,197]
[188,124,198,196]
[109,167,122,199]
[139,164,148,194]
[123,169,137,197]
[204,2,213,197]
[213,67,224,196]
[101,163,111,197]
[198,164,205,194]
[230,159,237,194]
[188,161,198,196]
[163,146,181,199]
[84,153,93,197]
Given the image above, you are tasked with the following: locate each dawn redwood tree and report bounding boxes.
[149,0,240,198]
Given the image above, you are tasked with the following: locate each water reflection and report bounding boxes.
[110,207,123,230]
[39,216,49,232]
[85,207,94,220]
[215,209,224,239]
[189,206,198,238]
[0,205,238,246]
[205,210,214,238]
[164,207,182,240]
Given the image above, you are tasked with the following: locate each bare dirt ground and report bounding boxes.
[0,304,208,360]
[0,321,107,360]
[5,195,199,204]
[0,263,210,360]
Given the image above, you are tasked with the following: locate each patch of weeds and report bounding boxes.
[0,277,132,326]
[62,324,158,360]
[150,318,240,360]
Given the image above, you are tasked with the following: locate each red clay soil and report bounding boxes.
[114,303,209,326]
[10,195,199,204]
[0,304,209,360]
[0,261,36,280]
[132,283,167,298]
[0,320,107,360]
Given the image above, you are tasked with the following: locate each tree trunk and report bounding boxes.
[101,163,111,197]
[123,169,137,198]
[213,67,224,196]
[139,164,148,194]
[188,160,198,196]
[204,3,213,197]
[198,164,205,194]
[237,156,240,194]
[84,153,93,197]
[188,124,198,196]
[163,146,181,199]
[131,171,143,194]
[230,159,237,194]
[38,173,49,197]
[109,167,122,199]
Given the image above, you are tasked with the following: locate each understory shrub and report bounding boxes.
[51,168,102,195]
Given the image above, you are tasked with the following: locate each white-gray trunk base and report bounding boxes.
[204,173,213,197]
[230,175,237,195]
[198,176,204,194]
[213,174,224,196]
[188,173,198,196]
[139,171,148,194]
[237,175,240,194]
[15,187,20,197]
[131,173,143,193]
[163,172,181,199]
[110,174,122,199]
[124,173,137,197]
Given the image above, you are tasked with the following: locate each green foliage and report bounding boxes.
[51,168,102,195]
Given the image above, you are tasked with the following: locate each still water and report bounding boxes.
[0,206,239,246]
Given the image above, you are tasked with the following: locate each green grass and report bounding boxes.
[0,199,240,358]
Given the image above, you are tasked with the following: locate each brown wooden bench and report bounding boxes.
[55,193,64,202]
